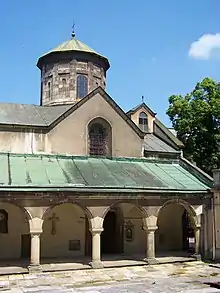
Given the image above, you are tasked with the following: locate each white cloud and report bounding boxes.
[188,33,220,60]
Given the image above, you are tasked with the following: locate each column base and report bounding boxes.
[28,264,42,273]
[89,261,104,269]
[143,257,158,265]
[192,253,201,260]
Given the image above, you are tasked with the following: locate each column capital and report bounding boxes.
[143,225,158,232]
[31,232,42,237]
[89,228,103,235]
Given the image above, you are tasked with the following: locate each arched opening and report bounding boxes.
[101,203,146,257]
[156,201,196,256]
[139,112,148,132]
[0,203,30,260]
[77,74,88,98]
[48,81,51,100]
[88,117,112,157]
[41,203,91,260]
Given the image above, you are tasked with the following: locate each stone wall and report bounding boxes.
[41,57,106,106]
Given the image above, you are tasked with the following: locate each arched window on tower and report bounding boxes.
[77,74,88,98]
[48,81,51,100]
[139,112,148,132]
[88,118,112,157]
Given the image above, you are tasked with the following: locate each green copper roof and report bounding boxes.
[49,38,99,55]
[38,36,109,68]
[0,153,211,193]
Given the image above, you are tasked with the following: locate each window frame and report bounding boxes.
[139,112,148,132]
[88,118,112,157]
[77,74,88,98]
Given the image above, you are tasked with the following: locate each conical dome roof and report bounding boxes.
[37,34,110,69]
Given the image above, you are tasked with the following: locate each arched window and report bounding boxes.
[77,75,88,98]
[139,112,148,132]
[0,210,8,233]
[59,78,67,95]
[48,82,51,100]
[88,118,112,157]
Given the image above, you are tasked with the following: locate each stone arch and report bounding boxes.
[157,199,197,227]
[101,202,148,256]
[0,202,30,260]
[42,202,93,220]
[102,201,148,219]
[156,199,197,256]
[87,116,112,157]
[41,203,91,259]
[22,207,33,221]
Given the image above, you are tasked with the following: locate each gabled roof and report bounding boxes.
[0,153,211,192]
[127,102,156,117]
[154,118,184,147]
[144,133,180,154]
[0,103,71,127]
[0,87,145,138]
[127,102,183,148]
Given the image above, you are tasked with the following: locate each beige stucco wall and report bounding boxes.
[0,130,45,153]
[41,204,86,258]
[47,93,143,157]
[0,203,29,259]
[0,94,143,158]
[120,203,146,254]
[156,203,185,252]
[130,107,155,133]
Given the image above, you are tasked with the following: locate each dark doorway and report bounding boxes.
[182,210,195,252]
[101,210,122,254]
[21,234,31,258]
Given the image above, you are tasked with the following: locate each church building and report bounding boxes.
[0,30,215,271]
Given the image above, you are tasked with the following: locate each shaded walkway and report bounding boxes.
[0,253,197,275]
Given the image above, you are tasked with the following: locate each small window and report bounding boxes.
[77,75,88,98]
[48,82,51,100]
[139,112,148,132]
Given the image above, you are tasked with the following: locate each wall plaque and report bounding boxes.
[69,240,81,251]
[124,220,134,242]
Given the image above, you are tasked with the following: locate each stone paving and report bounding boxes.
[0,261,220,292]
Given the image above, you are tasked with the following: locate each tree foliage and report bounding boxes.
[167,77,220,175]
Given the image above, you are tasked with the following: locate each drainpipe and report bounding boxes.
[212,169,220,261]
[212,196,216,260]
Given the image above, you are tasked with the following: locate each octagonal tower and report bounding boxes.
[37,31,110,106]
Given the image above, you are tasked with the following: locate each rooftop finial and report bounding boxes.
[141,95,144,103]
[71,21,75,38]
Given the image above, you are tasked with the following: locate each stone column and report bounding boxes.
[90,228,103,269]
[28,217,43,273]
[30,233,41,266]
[29,233,42,272]
[143,226,158,264]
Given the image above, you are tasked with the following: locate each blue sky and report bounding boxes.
[0,0,220,126]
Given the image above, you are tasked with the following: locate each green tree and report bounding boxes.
[167,77,220,175]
